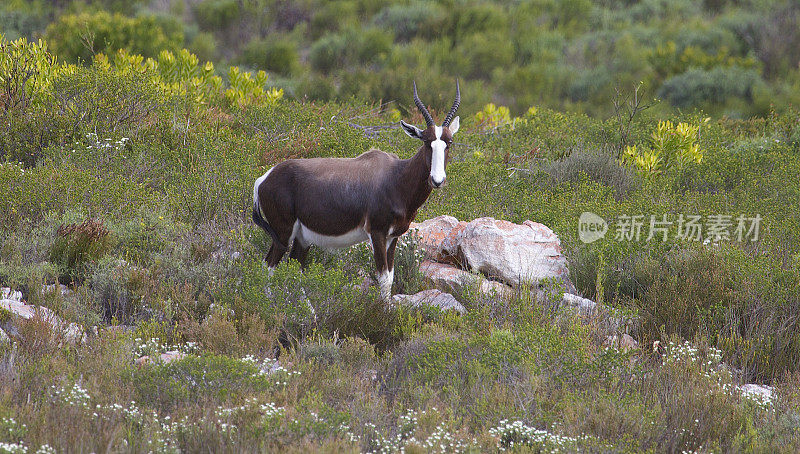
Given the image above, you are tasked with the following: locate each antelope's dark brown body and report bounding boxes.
[252,82,461,298]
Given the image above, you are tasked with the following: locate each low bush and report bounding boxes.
[50,218,112,285]
[239,37,300,76]
[130,354,274,412]
[193,0,240,32]
[372,2,446,42]
[658,66,763,110]
[543,149,639,199]
[308,34,347,74]
[634,245,800,382]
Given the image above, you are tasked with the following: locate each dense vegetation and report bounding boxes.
[3,0,800,119]
[1,32,800,451]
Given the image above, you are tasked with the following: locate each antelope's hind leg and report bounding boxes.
[264,222,295,272]
[370,233,393,300]
[266,241,288,272]
[289,241,310,269]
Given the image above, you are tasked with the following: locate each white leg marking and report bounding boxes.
[377,270,393,299]
[430,126,446,185]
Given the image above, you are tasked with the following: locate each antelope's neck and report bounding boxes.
[398,146,433,215]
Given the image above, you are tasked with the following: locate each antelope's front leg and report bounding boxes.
[370,233,392,299]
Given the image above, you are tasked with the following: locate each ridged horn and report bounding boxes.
[442,79,460,127]
[412,81,434,128]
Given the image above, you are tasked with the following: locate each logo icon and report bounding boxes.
[579,212,607,244]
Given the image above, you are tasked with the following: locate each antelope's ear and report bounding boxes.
[400,120,424,140]
[448,116,460,134]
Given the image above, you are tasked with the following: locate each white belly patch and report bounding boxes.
[298,223,369,250]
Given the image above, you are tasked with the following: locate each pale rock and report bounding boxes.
[393,289,466,314]
[42,284,72,297]
[420,260,512,297]
[0,327,9,347]
[408,215,462,259]
[0,288,22,301]
[439,217,571,288]
[603,333,639,351]
[561,293,597,313]
[0,298,84,343]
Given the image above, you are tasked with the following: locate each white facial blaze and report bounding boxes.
[430,126,446,184]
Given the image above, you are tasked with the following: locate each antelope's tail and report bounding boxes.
[253,178,282,247]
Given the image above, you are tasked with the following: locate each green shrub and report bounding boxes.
[45,11,183,63]
[193,0,240,31]
[0,1,50,40]
[188,31,218,63]
[296,74,337,101]
[309,34,348,74]
[240,37,300,76]
[309,1,359,39]
[101,48,222,103]
[457,31,514,80]
[543,149,639,199]
[448,3,508,40]
[0,36,57,109]
[90,258,138,324]
[634,245,800,382]
[130,354,274,412]
[373,2,446,42]
[354,28,393,66]
[657,66,762,110]
[226,66,284,106]
[49,65,163,141]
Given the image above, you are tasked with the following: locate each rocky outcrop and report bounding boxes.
[410,215,462,259]
[411,216,574,294]
[443,218,571,288]
[0,293,84,343]
[420,260,512,297]
[393,289,466,314]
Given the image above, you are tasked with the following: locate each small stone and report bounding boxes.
[561,293,597,313]
[393,289,466,314]
[0,327,10,348]
[134,355,151,366]
[159,350,186,364]
[135,350,187,366]
[1,288,23,301]
[41,284,72,297]
[604,334,639,351]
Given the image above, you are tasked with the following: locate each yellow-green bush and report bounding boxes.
[45,11,183,63]
[622,120,704,174]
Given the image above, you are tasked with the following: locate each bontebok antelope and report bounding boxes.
[253,81,461,298]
